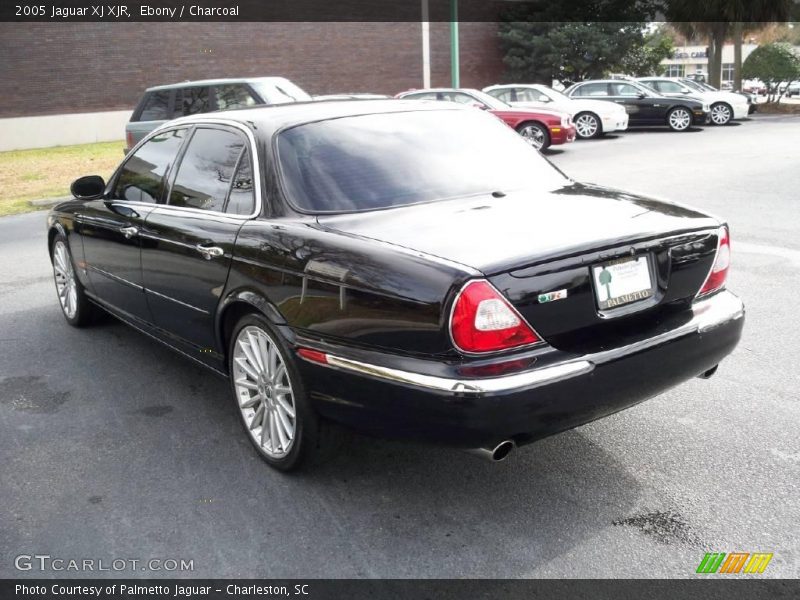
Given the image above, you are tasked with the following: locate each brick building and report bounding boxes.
[0,22,504,150]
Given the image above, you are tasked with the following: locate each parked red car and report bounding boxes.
[396,88,576,150]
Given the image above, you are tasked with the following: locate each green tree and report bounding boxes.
[742,42,800,102]
[497,0,661,85]
[619,26,676,76]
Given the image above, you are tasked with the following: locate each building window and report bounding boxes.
[722,63,734,82]
[665,64,685,77]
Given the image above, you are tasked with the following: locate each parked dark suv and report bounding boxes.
[125,77,311,152]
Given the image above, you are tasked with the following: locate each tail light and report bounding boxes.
[125,130,135,150]
[450,280,541,354]
[697,226,730,297]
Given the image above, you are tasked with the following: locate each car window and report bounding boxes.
[214,85,259,110]
[168,128,246,212]
[442,92,480,105]
[251,80,312,104]
[138,90,172,121]
[488,89,514,102]
[404,92,437,101]
[174,86,210,117]
[610,83,640,97]
[657,81,687,94]
[111,129,187,203]
[517,88,549,102]
[573,83,608,97]
[225,148,255,216]
[277,109,567,213]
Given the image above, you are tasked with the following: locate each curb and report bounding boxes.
[28,196,71,208]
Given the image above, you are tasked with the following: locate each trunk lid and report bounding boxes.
[317,183,721,351]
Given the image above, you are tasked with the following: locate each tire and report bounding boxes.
[710,102,732,125]
[51,234,98,327]
[667,107,692,131]
[516,122,550,150]
[228,313,319,471]
[574,112,602,139]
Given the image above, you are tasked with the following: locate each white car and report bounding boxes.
[636,77,749,125]
[483,84,629,139]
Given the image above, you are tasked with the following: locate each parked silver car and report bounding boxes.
[125,77,311,152]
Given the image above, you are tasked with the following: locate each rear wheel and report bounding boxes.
[667,107,692,131]
[710,102,732,125]
[574,112,601,139]
[51,235,98,327]
[516,122,550,150]
[229,314,319,471]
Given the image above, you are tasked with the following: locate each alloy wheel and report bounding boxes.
[710,103,731,125]
[518,124,546,149]
[575,114,599,138]
[53,241,78,319]
[232,325,296,458]
[669,108,691,131]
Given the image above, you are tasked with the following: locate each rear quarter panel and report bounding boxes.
[225,219,475,356]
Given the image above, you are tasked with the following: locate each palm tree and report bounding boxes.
[668,0,791,89]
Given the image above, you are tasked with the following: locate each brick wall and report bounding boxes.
[0,22,503,118]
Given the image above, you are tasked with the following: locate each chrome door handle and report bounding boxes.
[120,226,139,239]
[196,244,223,260]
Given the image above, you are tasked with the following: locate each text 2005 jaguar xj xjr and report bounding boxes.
[48,100,744,470]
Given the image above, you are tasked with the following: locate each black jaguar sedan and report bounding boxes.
[47,100,743,470]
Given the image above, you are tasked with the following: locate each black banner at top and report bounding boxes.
[1,0,774,23]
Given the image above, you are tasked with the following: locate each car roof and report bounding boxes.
[145,77,295,92]
[163,99,466,135]
[399,88,482,95]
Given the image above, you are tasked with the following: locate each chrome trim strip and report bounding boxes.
[324,355,594,395]
[86,265,143,291]
[302,291,744,396]
[146,288,209,314]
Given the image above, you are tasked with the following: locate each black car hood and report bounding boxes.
[315,183,720,275]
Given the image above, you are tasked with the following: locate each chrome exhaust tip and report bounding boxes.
[698,365,719,379]
[466,439,516,462]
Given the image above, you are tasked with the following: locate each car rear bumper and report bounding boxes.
[294,291,744,448]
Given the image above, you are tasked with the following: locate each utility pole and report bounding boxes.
[450,0,459,87]
[421,0,431,88]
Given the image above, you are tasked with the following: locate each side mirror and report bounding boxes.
[680,88,691,94]
[538,95,551,102]
[70,175,105,200]
[470,102,489,110]
[637,92,647,98]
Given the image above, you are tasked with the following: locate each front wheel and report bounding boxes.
[574,112,601,139]
[229,314,319,471]
[667,107,692,131]
[516,122,550,150]
[710,102,732,125]
[51,235,98,326]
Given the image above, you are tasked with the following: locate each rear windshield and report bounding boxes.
[276,109,567,213]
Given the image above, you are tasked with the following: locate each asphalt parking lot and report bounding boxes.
[1,114,799,579]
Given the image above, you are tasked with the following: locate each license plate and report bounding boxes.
[592,256,653,310]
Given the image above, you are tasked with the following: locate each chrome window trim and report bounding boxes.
[107,117,263,220]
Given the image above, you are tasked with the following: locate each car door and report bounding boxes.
[140,124,258,359]
[78,127,188,323]
[608,82,662,124]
